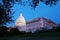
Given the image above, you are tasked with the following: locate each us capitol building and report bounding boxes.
[14,12,56,33]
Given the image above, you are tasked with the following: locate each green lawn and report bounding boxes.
[0,32,60,40]
[0,26,60,40]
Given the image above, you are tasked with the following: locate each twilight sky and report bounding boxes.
[0,0,60,26]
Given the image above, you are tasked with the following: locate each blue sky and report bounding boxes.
[12,0,60,24]
[0,0,60,26]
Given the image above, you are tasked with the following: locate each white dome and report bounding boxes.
[15,12,26,26]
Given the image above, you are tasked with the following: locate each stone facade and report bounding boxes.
[15,12,56,33]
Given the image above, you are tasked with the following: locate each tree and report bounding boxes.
[30,0,58,8]
[13,0,58,8]
[0,0,14,26]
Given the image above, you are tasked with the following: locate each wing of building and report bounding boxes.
[26,17,57,33]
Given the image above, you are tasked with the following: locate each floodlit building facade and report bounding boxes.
[15,12,56,33]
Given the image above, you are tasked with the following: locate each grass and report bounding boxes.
[0,32,60,40]
[0,26,60,40]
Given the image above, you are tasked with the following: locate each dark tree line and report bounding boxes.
[31,0,58,8]
[0,0,58,26]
